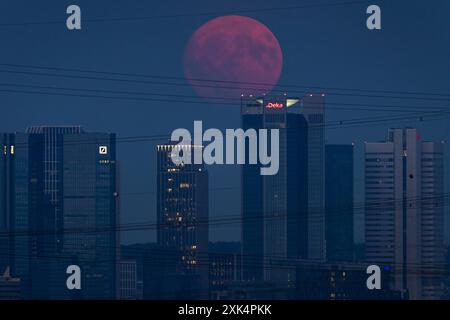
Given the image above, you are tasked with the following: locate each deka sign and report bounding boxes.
[265,102,284,109]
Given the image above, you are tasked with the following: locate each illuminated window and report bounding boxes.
[180,183,190,188]
[10,145,14,155]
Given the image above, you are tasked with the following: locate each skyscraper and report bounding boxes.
[241,94,325,285]
[420,141,445,299]
[365,128,445,299]
[2,131,44,296]
[61,129,118,299]
[325,144,354,262]
[156,143,209,298]
[0,134,14,273]
[1,126,118,299]
[301,95,326,261]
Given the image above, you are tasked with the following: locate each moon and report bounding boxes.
[183,15,283,101]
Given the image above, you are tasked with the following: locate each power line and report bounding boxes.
[2,88,450,140]
[0,1,375,28]
[2,64,450,130]
[3,245,449,275]
[3,67,450,104]
[1,192,448,238]
[1,81,448,113]
[3,112,448,154]
[17,236,446,269]
[2,61,449,99]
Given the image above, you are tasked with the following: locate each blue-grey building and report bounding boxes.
[0,134,15,274]
[241,95,318,286]
[325,144,354,262]
[365,128,445,300]
[0,126,118,299]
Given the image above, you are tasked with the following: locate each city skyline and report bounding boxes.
[0,110,448,299]
[1,0,450,301]
[2,1,450,245]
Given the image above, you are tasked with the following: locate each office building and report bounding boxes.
[241,94,325,285]
[0,134,14,273]
[295,262,401,300]
[365,128,445,299]
[208,242,241,297]
[1,126,118,299]
[301,95,326,261]
[325,144,354,262]
[156,143,209,298]
[420,141,445,299]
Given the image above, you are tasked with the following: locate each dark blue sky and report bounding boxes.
[1,0,449,244]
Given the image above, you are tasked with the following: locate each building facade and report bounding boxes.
[0,134,14,274]
[208,242,241,298]
[365,128,445,299]
[156,143,209,298]
[241,94,325,286]
[0,267,21,300]
[420,141,445,299]
[0,126,118,299]
[118,259,138,300]
[325,144,354,262]
[301,95,326,261]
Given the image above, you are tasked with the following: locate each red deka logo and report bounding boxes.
[265,102,284,109]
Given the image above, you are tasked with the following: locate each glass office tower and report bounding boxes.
[156,143,209,298]
[1,127,118,299]
[325,144,354,262]
[241,95,325,286]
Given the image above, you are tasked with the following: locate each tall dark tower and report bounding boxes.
[241,96,310,285]
[61,130,118,299]
[1,127,118,299]
[325,144,354,262]
[156,143,209,298]
[0,134,15,274]
[300,95,326,261]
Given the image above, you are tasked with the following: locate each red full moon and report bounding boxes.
[183,15,283,101]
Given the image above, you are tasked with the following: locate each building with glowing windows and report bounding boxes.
[156,143,209,298]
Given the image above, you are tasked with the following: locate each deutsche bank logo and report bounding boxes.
[99,146,108,155]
